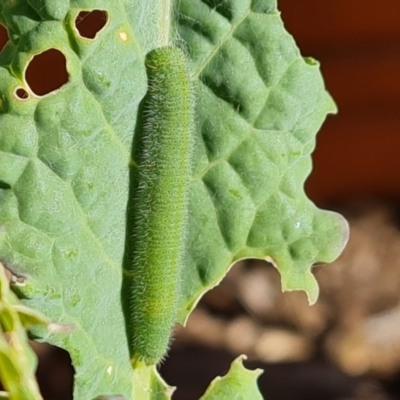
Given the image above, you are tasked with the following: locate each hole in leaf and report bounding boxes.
[15,87,29,100]
[0,181,11,189]
[75,10,108,39]
[0,25,9,54]
[34,342,74,399]
[25,49,68,96]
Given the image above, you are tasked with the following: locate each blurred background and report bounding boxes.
[1,1,400,399]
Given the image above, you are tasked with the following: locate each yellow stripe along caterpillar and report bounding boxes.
[123,46,194,367]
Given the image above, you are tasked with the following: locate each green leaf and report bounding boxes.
[176,0,348,320]
[0,1,150,398]
[0,0,348,399]
[0,265,46,400]
[200,356,263,400]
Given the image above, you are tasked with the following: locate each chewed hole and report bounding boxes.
[0,25,9,54]
[75,10,108,39]
[34,342,74,399]
[25,49,68,96]
[0,181,11,190]
[15,87,29,100]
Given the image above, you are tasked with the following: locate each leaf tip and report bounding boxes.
[281,268,320,305]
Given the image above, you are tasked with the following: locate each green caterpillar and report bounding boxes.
[124,46,194,367]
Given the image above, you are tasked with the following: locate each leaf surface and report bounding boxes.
[200,356,263,400]
[0,0,348,398]
[175,0,348,319]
